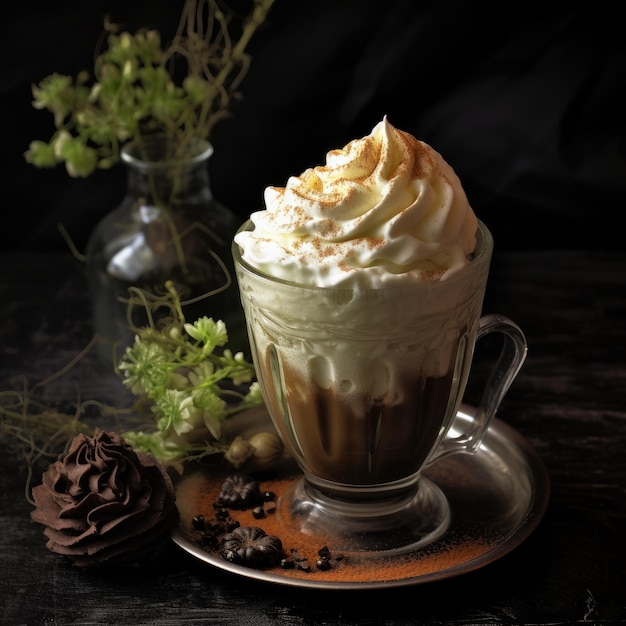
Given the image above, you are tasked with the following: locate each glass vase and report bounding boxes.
[85,135,247,365]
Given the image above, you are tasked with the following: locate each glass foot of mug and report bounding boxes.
[276,476,450,557]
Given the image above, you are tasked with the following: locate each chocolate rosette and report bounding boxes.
[31,429,178,568]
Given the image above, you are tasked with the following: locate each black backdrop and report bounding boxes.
[3,0,625,253]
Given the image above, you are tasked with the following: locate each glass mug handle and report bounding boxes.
[429,313,528,463]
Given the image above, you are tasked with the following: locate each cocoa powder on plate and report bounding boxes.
[175,470,497,584]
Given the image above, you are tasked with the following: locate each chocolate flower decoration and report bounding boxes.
[221,526,283,568]
[31,429,178,568]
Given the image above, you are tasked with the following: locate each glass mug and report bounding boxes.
[232,220,527,556]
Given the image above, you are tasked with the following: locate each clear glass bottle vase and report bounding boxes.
[85,135,247,364]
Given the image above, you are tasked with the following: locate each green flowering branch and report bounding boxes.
[116,281,265,472]
[1,283,282,499]
[24,0,275,177]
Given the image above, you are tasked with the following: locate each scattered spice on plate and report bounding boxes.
[176,470,498,584]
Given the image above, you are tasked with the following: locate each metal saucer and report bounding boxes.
[171,404,550,589]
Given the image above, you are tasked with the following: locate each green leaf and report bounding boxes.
[54,137,99,178]
[24,141,57,168]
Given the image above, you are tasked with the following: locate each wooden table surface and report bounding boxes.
[1,249,625,625]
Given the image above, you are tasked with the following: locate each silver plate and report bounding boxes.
[171,404,550,589]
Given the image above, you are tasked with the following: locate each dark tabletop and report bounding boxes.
[1,248,625,625]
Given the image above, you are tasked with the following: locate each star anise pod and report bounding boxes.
[217,474,261,509]
[220,526,283,569]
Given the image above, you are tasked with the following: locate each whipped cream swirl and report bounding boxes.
[235,116,478,288]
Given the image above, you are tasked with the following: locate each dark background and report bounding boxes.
[2,4,626,622]
[3,0,625,254]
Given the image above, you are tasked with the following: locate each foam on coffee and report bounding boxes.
[233,117,485,491]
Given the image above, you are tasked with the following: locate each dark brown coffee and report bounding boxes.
[259,340,468,489]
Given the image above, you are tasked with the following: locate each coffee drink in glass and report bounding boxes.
[232,118,527,555]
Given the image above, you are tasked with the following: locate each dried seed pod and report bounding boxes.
[245,432,284,471]
[217,474,261,509]
[220,526,283,568]
[224,436,255,468]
